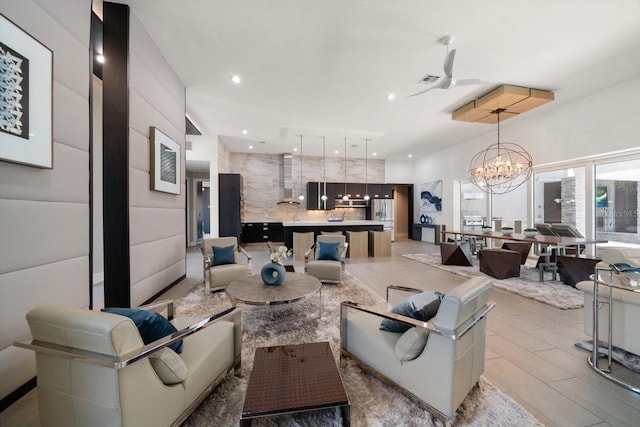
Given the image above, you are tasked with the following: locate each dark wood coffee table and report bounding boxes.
[240,342,350,426]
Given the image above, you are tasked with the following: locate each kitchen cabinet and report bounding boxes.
[306,182,335,210]
[347,183,366,199]
[367,183,393,199]
[219,174,242,240]
[241,222,284,243]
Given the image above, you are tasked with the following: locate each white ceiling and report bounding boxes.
[121,0,640,162]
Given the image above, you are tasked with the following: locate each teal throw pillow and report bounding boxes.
[101,307,183,353]
[380,291,445,333]
[317,242,340,261]
[212,245,236,266]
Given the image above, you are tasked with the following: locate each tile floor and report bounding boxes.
[2,240,640,426]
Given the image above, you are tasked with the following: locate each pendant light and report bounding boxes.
[321,136,328,202]
[342,137,349,201]
[363,138,370,201]
[469,109,533,195]
[298,135,305,201]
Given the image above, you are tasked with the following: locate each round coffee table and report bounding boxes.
[226,272,323,317]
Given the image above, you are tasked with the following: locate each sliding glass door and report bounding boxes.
[595,158,640,246]
[533,167,586,236]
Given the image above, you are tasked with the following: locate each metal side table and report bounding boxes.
[589,266,640,393]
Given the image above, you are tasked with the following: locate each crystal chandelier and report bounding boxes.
[469,109,533,195]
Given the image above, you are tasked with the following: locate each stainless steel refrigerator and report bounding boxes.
[372,199,394,241]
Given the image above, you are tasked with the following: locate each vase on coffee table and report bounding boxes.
[261,262,286,286]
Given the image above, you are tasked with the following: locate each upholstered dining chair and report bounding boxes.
[202,237,252,292]
[304,234,348,283]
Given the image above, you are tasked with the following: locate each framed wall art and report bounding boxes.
[419,180,442,224]
[0,14,53,168]
[150,126,181,195]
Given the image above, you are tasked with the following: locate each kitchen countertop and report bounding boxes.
[282,220,384,227]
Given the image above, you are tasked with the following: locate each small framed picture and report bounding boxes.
[150,126,181,195]
[0,14,53,168]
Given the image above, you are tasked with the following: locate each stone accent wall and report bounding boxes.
[560,176,586,235]
[230,152,385,222]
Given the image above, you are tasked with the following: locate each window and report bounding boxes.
[595,158,639,245]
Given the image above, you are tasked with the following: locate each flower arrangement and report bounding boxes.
[501,226,514,230]
[524,228,537,232]
[267,241,293,265]
[481,225,492,229]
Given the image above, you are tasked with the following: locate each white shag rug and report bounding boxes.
[403,253,584,310]
[176,272,543,426]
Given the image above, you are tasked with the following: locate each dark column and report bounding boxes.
[102,2,130,307]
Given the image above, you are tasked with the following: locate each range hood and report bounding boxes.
[276,153,300,205]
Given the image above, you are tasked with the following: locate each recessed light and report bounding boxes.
[408,154,413,158]
[248,145,253,150]
[293,147,298,152]
[387,93,396,101]
[242,129,248,135]
[96,54,105,64]
[372,152,377,156]
[230,74,241,84]
[334,150,339,154]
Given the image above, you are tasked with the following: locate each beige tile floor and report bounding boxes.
[2,240,640,426]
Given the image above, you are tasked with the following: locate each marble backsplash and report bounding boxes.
[228,151,384,222]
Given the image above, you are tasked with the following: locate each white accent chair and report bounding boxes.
[202,236,252,292]
[340,277,494,420]
[576,246,640,356]
[15,301,241,427]
[304,234,348,283]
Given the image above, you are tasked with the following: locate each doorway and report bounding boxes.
[393,185,411,241]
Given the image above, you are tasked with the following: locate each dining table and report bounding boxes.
[440,229,607,257]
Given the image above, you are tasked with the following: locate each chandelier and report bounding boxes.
[469,109,533,195]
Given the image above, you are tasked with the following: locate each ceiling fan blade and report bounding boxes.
[454,78,485,87]
[443,49,456,78]
[407,78,448,97]
[407,87,437,97]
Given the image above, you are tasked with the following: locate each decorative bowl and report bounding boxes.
[523,231,538,238]
[481,228,493,234]
[501,229,513,236]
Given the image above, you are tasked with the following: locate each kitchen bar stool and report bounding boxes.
[347,231,368,258]
[293,232,315,261]
[368,230,391,257]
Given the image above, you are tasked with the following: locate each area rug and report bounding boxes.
[403,253,583,310]
[176,272,542,426]
[575,340,640,374]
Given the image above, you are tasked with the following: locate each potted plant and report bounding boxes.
[481,225,493,234]
[523,228,538,238]
[500,226,514,236]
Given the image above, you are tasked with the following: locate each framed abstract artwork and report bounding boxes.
[150,126,181,195]
[0,14,53,168]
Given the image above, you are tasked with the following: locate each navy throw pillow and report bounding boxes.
[317,242,340,261]
[212,245,236,266]
[101,307,183,353]
[380,291,445,333]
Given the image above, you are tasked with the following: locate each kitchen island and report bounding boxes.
[282,220,384,249]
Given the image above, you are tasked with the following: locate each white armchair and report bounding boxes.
[576,246,640,356]
[202,236,252,292]
[340,276,494,420]
[304,234,348,283]
[14,301,241,427]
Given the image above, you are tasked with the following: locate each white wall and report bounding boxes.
[0,0,91,400]
[128,12,186,306]
[412,76,640,230]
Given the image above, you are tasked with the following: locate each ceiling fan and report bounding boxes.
[408,35,484,97]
